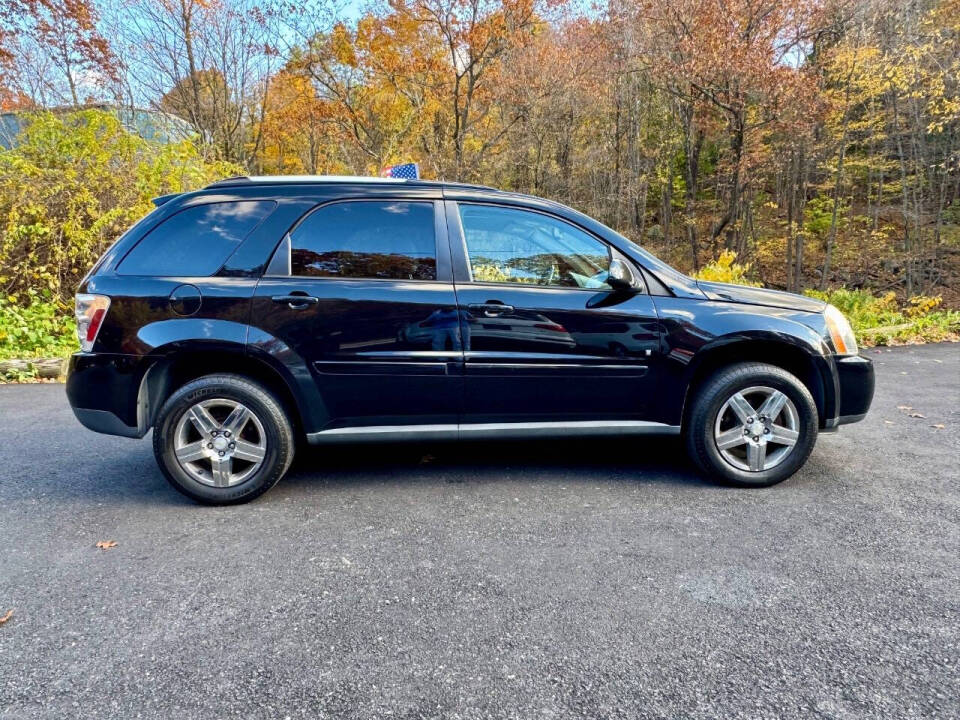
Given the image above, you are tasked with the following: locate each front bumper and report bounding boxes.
[827,354,875,427]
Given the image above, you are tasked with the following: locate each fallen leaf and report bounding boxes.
[931,424,945,429]
[0,609,12,625]
[96,540,117,549]
[908,413,926,419]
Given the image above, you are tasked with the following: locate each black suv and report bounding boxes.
[66,176,874,504]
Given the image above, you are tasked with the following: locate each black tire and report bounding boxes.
[153,374,295,504]
[685,362,818,488]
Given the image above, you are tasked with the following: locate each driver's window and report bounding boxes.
[458,204,612,290]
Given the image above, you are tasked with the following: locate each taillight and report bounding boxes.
[75,294,111,352]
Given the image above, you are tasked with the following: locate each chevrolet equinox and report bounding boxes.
[66,176,875,504]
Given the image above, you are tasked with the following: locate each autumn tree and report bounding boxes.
[256,70,341,174]
[288,13,443,174]
[635,0,824,265]
[115,0,277,163]
[386,0,542,180]
[0,0,116,106]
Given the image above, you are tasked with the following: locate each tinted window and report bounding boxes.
[458,205,611,289]
[118,201,275,276]
[290,201,436,280]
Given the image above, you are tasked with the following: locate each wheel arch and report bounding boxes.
[680,337,835,429]
[140,347,306,438]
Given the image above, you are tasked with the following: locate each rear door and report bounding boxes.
[447,201,660,423]
[251,197,463,429]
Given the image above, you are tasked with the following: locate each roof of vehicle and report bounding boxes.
[205,175,498,193]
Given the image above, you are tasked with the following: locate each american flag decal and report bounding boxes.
[380,162,420,179]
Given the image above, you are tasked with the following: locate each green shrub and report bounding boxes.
[0,295,76,366]
[0,109,239,305]
[804,288,960,346]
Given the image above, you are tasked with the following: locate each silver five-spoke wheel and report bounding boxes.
[714,385,800,472]
[174,398,267,487]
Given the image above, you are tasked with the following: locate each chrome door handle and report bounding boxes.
[271,294,319,309]
[468,303,514,316]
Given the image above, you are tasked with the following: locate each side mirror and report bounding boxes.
[607,258,640,292]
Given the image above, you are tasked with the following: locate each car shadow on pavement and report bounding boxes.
[282,435,706,492]
[18,435,706,508]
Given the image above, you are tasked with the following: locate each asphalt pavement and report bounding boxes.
[0,343,958,719]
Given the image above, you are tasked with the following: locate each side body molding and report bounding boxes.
[307,420,680,444]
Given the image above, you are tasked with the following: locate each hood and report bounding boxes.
[696,280,827,313]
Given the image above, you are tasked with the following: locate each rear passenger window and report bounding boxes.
[290,201,436,280]
[118,201,275,276]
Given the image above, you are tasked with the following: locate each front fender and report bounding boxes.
[651,297,838,426]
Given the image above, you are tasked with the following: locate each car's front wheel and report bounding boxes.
[153,374,295,504]
[685,362,818,487]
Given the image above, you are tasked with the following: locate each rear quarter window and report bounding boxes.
[117,200,276,276]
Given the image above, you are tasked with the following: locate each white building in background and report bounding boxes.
[0,104,194,150]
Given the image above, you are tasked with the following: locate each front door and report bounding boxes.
[448,201,660,423]
[251,198,463,429]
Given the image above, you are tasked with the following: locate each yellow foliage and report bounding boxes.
[906,295,942,318]
[472,263,511,283]
[693,250,763,287]
[0,110,238,303]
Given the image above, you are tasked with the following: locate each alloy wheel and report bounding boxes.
[173,398,267,487]
[713,385,800,472]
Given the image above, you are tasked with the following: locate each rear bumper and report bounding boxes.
[65,353,152,438]
[70,406,142,438]
[826,354,875,428]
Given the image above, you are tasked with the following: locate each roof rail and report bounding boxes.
[206,174,409,188]
[203,174,504,194]
[151,192,182,207]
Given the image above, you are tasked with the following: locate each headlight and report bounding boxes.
[824,304,858,356]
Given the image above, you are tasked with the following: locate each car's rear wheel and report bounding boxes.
[685,362,818,487]
[153,374,294,504]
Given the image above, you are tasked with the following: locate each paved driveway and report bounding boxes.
[1,344,957,719]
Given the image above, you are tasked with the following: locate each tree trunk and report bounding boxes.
[891,92,913,296]
[712,110,745,249]
[680,102,703,272]
[661,166,673,244]
[821,78,853,290]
